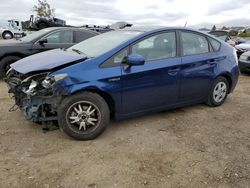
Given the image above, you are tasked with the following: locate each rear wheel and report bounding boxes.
[58,92,110,140]
[0,56,21,78]
[206,77,229,107]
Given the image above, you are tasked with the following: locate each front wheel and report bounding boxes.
[58,92,110,140]
[0,56,21,78]
[206,77,229,107]
[2,31,13,39]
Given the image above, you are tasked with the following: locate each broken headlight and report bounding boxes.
[42,73,68,89]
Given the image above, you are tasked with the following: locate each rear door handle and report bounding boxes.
[207,56,226,64]
[168,67,180,75]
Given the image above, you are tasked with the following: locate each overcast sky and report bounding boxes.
[0,0,250,28]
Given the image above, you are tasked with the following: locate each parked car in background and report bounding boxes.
[0,27,98,78]
[0,19,25,39]
[235,40,250,58]
[238,51,250,73]
[5,27,239,140]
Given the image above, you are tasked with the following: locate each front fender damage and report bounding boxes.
[5,69,67,125]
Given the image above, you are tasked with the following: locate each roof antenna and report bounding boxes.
[184,21,187,27]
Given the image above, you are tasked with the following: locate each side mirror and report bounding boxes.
[38,38,48,46]
[126,54,145,66]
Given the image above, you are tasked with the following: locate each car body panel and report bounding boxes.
[7,27,239,122]
[121,57,182,114]
[11,49,86,74]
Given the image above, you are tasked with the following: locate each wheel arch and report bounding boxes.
[2,30,14,38]
[71,87,116,117]
[216,73,233,93]
[0,53,25,61]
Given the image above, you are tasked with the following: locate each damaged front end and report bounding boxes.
[5,69,67,123]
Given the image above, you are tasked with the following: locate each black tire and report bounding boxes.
[2,31,13,39]
[206,77,229,107]
[38,22,47,29]
[58,92,110,140]
[0,56,21,78]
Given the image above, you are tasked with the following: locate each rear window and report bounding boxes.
[209,37,221,51]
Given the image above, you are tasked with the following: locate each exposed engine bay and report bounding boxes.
[4,69,65,123]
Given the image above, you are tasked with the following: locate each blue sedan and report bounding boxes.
[5,27,239,140]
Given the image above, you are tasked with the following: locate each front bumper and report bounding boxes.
[239,60,250,72]
[21,95,62,122]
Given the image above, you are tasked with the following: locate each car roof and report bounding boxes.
[40,27,99,34]
[121,26,202,33]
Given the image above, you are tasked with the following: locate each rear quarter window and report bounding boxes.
[209,37,221,51]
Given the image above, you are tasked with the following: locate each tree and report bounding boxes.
[211,25,216,31]
[33,0,55,18]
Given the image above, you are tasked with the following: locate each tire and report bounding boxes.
[2,31,13,39]
[206,77,229,107]
[0,56,21,78]
[38,22,47,29]
[58,92,110,140]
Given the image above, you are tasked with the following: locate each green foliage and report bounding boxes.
[229,30,238,36]
[33,0,55,18]
[239,33,250,38]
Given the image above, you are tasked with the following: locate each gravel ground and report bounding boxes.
[0,74,250,188]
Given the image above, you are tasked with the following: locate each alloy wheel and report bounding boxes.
[213,81,227,103]
[66,101,101,133]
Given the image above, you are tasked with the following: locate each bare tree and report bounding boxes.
[33,0,55,18]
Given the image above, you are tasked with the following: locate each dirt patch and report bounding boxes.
[0,74,250,188]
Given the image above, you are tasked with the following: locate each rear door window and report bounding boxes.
[181,32,209,56]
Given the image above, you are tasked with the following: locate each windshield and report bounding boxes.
[67,31,142,57]
[20,28,53,42]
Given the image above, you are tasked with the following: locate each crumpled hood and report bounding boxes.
[11,49,86,74]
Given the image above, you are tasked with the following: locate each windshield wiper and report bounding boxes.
[71,48,82,54]
[71,48,88,56]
